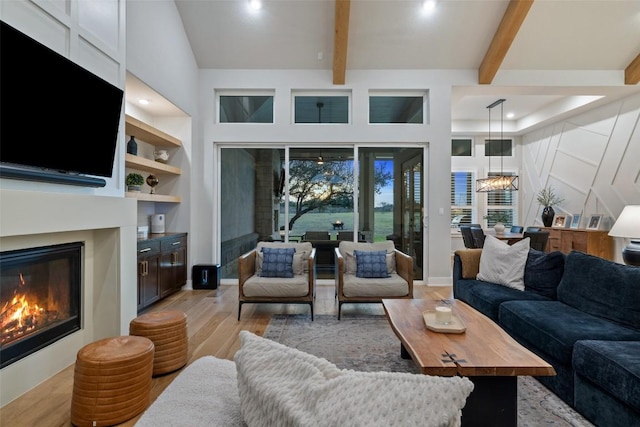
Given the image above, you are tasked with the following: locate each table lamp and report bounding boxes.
[608,205,640,266]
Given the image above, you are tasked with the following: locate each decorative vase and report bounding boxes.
[127,136,138,155]
[494,222,505,234]
[542,206,555,227]
[154,150,169,163]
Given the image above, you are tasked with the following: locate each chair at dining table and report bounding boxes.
[523,230,550,251]
[470,226,486,248]
[459,225,476,249]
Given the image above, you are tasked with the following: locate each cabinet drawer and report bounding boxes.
[137,240,161,255]
[570,232,588,252]
[161,235,187,251]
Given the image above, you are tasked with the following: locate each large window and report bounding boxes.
[451,171,475,228]
[484,172,518,227]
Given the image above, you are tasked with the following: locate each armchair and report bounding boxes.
[238,242,316,320]
[334,240,413,319]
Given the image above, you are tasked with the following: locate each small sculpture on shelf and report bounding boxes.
[154,150,169,163]
[146,174,159,194]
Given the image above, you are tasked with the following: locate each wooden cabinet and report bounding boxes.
[137,233,188,312]
[543,227,614,260]
[137,240,161,311]
[125,114,182,203]
[159,234,188,298]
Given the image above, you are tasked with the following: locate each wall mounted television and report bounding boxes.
[0,20,124,187]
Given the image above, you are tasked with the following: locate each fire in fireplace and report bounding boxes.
[1,242,83,368]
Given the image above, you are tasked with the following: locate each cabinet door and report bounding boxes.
[138,253,161,311]
[160,236,188,297]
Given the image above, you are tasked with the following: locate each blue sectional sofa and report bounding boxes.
[453,249,640,427]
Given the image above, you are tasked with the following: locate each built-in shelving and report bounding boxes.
[124,115,182,204]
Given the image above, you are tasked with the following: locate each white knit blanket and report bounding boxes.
[234,331,474,427]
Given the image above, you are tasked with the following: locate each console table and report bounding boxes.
[543,227,613,260]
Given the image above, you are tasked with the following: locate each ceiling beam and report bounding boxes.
[333,0,350,85]
[625,53,640,85]
[478,0,534,85]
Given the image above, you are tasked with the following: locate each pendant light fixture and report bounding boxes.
[476,99,519,192]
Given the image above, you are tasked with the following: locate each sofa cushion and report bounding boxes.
[524,249,565,299]
[256,242,313,274]
[339,241,396,275]
[557,251,640,330]
[499,301,640,366]
[477,235,530,291]
[234,331,474,427]
[354,250,389,278]
[454,278,550,322]
[342,273,409,298]
[573,340,640,411]
[260,247,295,278]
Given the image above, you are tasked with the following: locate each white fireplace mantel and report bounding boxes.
[0,189,138,407]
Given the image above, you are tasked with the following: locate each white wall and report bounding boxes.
[520,92,640,263]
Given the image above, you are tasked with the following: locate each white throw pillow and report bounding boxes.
[477,235,530,291]
[234,331,474,427]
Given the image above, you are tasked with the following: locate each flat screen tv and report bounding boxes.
[0,20,124,185]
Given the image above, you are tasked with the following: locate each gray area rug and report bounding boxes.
[264,314,594,427]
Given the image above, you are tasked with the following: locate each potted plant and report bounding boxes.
[483,212,510,234]
[126,173,144,192]
[536,186,564,227]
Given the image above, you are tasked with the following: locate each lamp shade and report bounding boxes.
[608,205,640,239]
[609,205,640,266]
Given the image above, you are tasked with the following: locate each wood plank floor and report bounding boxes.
[0,283,451,427]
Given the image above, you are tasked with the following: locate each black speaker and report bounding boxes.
[192,264,220,290]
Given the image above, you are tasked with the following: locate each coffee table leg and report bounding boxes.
[461,376,517,427]
[400,343,411,359]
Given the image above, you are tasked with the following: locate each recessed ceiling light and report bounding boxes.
[422,0,436,13]
[138,99,150,105]
[506,112,515,119]
[249,0,262,11]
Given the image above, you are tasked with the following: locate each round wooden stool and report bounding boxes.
[70,335,154,427]
[129,310,188,376]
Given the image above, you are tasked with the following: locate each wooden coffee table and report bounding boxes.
[382,298,555,427]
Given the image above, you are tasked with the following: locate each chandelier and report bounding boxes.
[476,99,519,192]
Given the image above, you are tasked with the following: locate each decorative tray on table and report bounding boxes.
[422,311,466,334]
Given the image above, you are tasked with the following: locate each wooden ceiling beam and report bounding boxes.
[333,0,350,85]
[625,53,640,85]
[478,0,534,85]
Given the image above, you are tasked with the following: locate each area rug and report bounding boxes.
[264,314,594,427]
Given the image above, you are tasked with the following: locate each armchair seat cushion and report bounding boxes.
[342,273,409,298]
[242,275,310,298]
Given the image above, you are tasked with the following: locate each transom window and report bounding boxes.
[293,94,349,123]
[218,93,274,123]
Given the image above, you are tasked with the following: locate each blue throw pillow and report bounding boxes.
[354,250,389,278]
[524,249,566,299]
[260,247,295,278]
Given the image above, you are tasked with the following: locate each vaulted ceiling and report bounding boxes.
[133,0,640,133]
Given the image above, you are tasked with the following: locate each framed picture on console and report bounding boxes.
[586,214,603,230]
[552,214,570,228]
[570,214,581,229]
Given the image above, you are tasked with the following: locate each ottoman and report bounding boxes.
[70,335,154,427]
[129,310,188,376]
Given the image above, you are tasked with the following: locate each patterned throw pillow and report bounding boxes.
[260,247,295,278]
[354,250,389,278]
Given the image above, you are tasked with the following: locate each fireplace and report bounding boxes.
[1,242,83,368]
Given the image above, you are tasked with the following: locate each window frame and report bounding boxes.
[368,90,428,124]
[291,90,351,124]
[450,169,476,230]
[215,89,275,124]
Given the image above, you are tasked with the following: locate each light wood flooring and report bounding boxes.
[0,283,451,427]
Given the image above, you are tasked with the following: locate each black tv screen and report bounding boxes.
[0,20,123,179]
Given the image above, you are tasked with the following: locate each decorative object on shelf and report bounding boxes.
[570,213,582,229]
[476,99,519,192]
[608,205,640,266]
[586,214,604,230]
[126,136,138,155]
[536,186,564,227]
[153,150,169,163]
[126,173,144,192]
[146,174,159,194]
[552,213,570,228]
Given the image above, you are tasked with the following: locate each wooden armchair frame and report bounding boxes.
[335,246,413,319]
[238,247,316,320]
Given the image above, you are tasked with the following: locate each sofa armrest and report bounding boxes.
[238,249,257,293]
[335,247,345,297]
[307,248,317,296]
[394,249,414,298]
